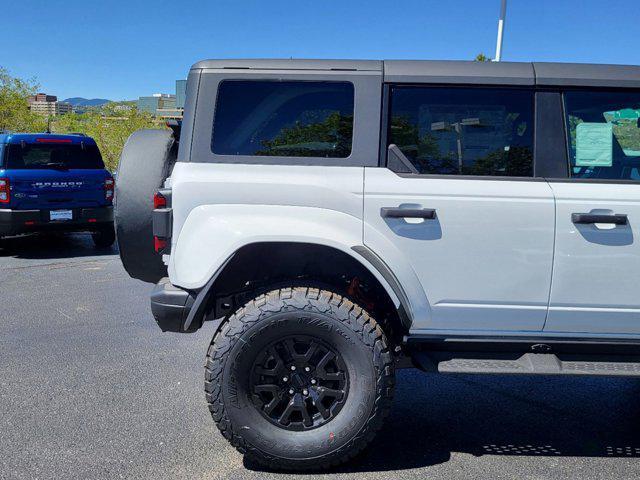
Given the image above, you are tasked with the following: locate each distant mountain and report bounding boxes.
[63,97,111,107]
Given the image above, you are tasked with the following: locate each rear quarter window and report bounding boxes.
[211,80,355,158]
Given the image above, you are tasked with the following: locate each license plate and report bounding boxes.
[50,209,73,221]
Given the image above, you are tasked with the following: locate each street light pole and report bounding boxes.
[494,0,507,61]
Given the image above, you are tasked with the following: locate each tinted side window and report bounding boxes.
[564,90,640,180]
[388,86,534,177]
[211,80,354,158]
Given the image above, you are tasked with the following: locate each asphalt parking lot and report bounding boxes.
[2,233,640,479]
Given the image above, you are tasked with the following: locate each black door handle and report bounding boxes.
[571,213,628,225]
[381,207,436,219]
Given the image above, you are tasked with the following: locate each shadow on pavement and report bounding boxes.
[0,232,118,260]
[245,369,640,474]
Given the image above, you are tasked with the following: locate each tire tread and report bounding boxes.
[203,287,395,471]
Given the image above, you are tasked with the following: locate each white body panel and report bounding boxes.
[545,182,640,335]
[363,168,556,332]
[168,162,363,245]
[167,163,401,311]
[166,163,640,337]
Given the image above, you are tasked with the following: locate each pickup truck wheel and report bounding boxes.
[204,287,395,471]
[91,225,116,248]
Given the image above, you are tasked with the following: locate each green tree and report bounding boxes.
[0,67,47,132]
[256,112,353,157]
[475,53,491,62]
[0,65,161,171]
[53,103,161,171]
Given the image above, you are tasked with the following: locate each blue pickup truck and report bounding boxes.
[0,133,115,247]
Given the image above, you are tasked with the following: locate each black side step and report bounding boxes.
[412,351,640,377]
[405,334,640,355]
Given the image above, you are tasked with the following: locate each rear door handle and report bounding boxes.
[571,213,628,225]
[381,207,436,219]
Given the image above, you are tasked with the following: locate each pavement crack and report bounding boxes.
[56,309,74,321]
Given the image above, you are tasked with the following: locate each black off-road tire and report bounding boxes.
[204,287,395,471]
[91,224,116,248]
[115,129,176,283]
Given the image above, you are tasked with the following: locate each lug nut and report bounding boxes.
[289,389,294,395]
[304,366,311,372]
[290,365,296,371]
[303,389,309,395]
[282,376,288,382]
[310,379,316,385]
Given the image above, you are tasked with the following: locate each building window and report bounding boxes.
[564,90,640,180]
[387,86,534,177]
[211,80,354,158]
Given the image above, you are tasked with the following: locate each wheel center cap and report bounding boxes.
[291,372,307,389]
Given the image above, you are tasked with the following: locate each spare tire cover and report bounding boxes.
[115,129,176,283]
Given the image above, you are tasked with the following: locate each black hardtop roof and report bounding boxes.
[190,59,383,72]
[191,59,640,88]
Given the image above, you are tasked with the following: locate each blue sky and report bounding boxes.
[1,0,639,101]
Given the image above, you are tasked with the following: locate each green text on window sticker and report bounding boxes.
[576,122,613,167]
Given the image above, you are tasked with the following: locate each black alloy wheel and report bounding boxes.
[249,335,349,431]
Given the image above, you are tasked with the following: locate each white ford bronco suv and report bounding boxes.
[116,59,640,470]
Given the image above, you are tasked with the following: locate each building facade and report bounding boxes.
[176,80,186,110]
[137,94,176,114]
[27,93,73,116]
[137,80,186,119]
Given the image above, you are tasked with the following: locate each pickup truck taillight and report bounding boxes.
[153,189,172,254]
[104,176,115,202]
[0,178,10,204]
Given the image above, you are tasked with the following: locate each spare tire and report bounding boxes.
[115,129,177,283]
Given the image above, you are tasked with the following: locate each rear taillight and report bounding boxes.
[153,190,171,253]
[153,191,166,209]
[154,236,168,253]
[0,178,10,204]
[104,176,114,202]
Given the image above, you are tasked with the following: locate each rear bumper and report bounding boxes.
[0,206,113,236]
[150,277,197,332]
